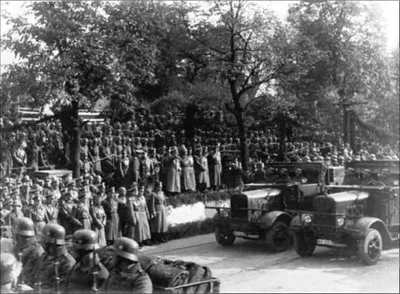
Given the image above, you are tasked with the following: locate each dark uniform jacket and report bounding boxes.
[71,203,92,230]
[105,263,153,293]
[65,253,109,293]
[102,197,120,241]
[15,238,45,287]
[58,199,80,235]
[36,247,76,293]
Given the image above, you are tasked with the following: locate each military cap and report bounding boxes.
[32,194,41,200]
[13,199,22,207]
[106,187,115,194]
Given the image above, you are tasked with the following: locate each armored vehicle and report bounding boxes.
[290,160,399,265]
[207,162,327,252]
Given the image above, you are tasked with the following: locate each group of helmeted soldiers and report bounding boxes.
[1,217,152,293]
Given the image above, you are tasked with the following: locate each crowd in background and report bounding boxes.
[0,111,399,248]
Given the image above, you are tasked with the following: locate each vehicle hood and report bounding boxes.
[314,191,368,214]
[243,188,281,210]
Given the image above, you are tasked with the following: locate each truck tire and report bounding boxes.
[294,231,316,257]
[357,229,382,266]
[266,221,290,252]
[215,227,235,246]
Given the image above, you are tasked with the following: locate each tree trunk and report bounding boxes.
[343,106,349,145]
[70,101,81,178]
[235,111,249,172]
[349,111,356,152]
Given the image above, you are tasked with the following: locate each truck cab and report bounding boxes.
[290,160,399,265]
[208,162,327,253]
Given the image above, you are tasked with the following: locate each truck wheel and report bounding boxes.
[358,229,382,266]
[266,221,290,252]
[215,227,235,246]
[294,231,316,257]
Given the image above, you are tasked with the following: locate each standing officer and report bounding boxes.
[36,224,76,293]
[13,217,44,288]
[5,199,24,229]
[105,237,152,293]
[65,229,109,293]
[102,187,120,246]
[58,190,80,236]
[27,194,48,240]
[71,190,92,230]
[44,192,59,224]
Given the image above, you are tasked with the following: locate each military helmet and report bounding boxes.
[113,237,139,262]
[14,217,35,237]
[42,224,66,245]
[72,229,99,250]
[1,253,22,285]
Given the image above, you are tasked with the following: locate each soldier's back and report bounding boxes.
[66,257,109,293]
[106,263,152,293]
[37,251,76,292]
[19,242,45,287]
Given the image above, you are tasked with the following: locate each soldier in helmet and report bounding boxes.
[105,237,152,293]
[36,224,76,293]
[1,252,33,294]
[13,217,45,288]
[65,229,109,293]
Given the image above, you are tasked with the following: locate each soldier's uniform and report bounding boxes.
[13,217,45,288]
[58,191,80,236]
[28,195,48,240]
[71,194,92,230]
[36,224,76,293]
[65,230,109,293]
[5,199,24,228]
[44,193,59,224]
[105,237,152,293]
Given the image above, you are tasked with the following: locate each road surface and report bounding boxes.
[143,233,399,293]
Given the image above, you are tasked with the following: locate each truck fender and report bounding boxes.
[212,212,231,231]
[346,217,392,245]
[289,215,302,231]
[259,211,292,230]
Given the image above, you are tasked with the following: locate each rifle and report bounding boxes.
[54,261,61,294]
[91,245,99,292]
[34,254,42,294]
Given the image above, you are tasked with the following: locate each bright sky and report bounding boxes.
[1,1,399,68]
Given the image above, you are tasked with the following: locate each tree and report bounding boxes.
[287,0,393,149]
[1,1,159,177]
[175,0,315,170]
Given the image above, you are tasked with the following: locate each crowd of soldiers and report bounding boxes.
[1,218,152,293]
[1,112,399,293]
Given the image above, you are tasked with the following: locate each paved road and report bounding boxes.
[142,233,399,293]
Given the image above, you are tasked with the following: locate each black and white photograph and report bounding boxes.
[0,0,399,293]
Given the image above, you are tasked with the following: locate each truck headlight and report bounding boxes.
[221,209,230,218]
[301,213,313,224]
[336,216,345,227]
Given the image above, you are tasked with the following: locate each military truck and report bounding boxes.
[207,162,328,252]
[290,160,399,265]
